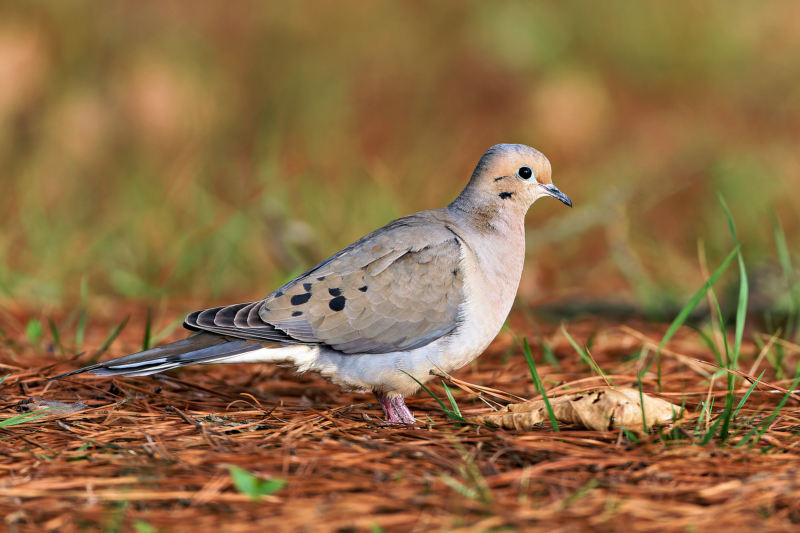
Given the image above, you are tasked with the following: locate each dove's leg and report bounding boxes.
[373,391,416,425]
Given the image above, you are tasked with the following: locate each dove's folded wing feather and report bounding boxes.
[184,214,466,354]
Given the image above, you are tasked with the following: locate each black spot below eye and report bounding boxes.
[358,285,368,292]
[328,288,341,297]
[518,166,533,179]
[303,283,312,292]
[329,296,346,312]
[499,192,513,200]
[292,311,303,317]
[290,293,312,305]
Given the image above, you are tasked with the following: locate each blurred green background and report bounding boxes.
[1,1,799,317]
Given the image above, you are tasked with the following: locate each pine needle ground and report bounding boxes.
[2,307,800,533]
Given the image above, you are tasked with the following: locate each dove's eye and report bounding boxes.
[517,166,534,180]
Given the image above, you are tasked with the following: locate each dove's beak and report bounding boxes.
[541,183,572,208]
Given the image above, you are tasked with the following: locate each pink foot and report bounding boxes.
[373,391,417,425]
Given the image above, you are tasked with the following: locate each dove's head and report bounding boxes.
[464,144,572,210]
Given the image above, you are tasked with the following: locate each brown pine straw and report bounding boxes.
[3,310,800,532]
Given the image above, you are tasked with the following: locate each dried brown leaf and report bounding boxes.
[16,397,88,417]
[469,388,678,435]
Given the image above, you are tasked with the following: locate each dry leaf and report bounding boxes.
[468,388,678,435]
[16,397,87,417]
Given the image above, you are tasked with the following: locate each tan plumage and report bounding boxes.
[52,144,572,425]
[258,219,465,353]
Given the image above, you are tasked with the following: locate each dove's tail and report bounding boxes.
[49,331,268,379]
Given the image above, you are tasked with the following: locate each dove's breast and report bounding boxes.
[438,227,526,370]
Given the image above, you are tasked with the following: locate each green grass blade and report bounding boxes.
[719,194,748,371]
[623,429,639,443]
[142,307,153,351]
[637,371,647,434]
[770,211,800,338]
[735,426,758,448]
[586,326,598,353]
[0,374,9,387]
[522,337,559,431]
[753,333,785,380]
[733,370,764,418]
[442,382,462,418]
[657,246,739,390]
[699,397,715,437]
[686,325,724,367]
[707,287,730,366]
[75,310,87,347]
[691,400,705,439]
[717,391,735,442]
[561,325,606,378]
[541,340,560,369]
[520,309,560,369]
[48,317,65,357]
[536,328,560,369]
[400,370,466,424]
[400,370,448,413]
[752,373,800,446]
[87,314,130,366]
[0,406,60,428]
[701,276,736,438]
[700,406,727,445]
[75,275,89,346]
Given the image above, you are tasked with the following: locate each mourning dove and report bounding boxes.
[53,144,572,425]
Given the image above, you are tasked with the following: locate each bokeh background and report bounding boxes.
[2,1,799,320]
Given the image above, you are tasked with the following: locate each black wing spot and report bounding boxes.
[274,290,283,298]
[317,276,326,281]
[452,269,458,276]
[328,287,341,297]
[290,293,312,306]
[303,282,312,292]
[358,286,368,292]
[292,311,303,317]
[499,192,513,200]
[329,296,346,312]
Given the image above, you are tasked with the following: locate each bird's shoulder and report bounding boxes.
[256,209,466,352]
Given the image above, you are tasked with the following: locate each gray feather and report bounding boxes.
[49,332,263,379]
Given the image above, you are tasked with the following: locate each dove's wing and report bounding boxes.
[184,214,466,354]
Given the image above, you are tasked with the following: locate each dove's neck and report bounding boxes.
[448,189,528,239]
[441,191,528,372]
[446,189,528,303]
